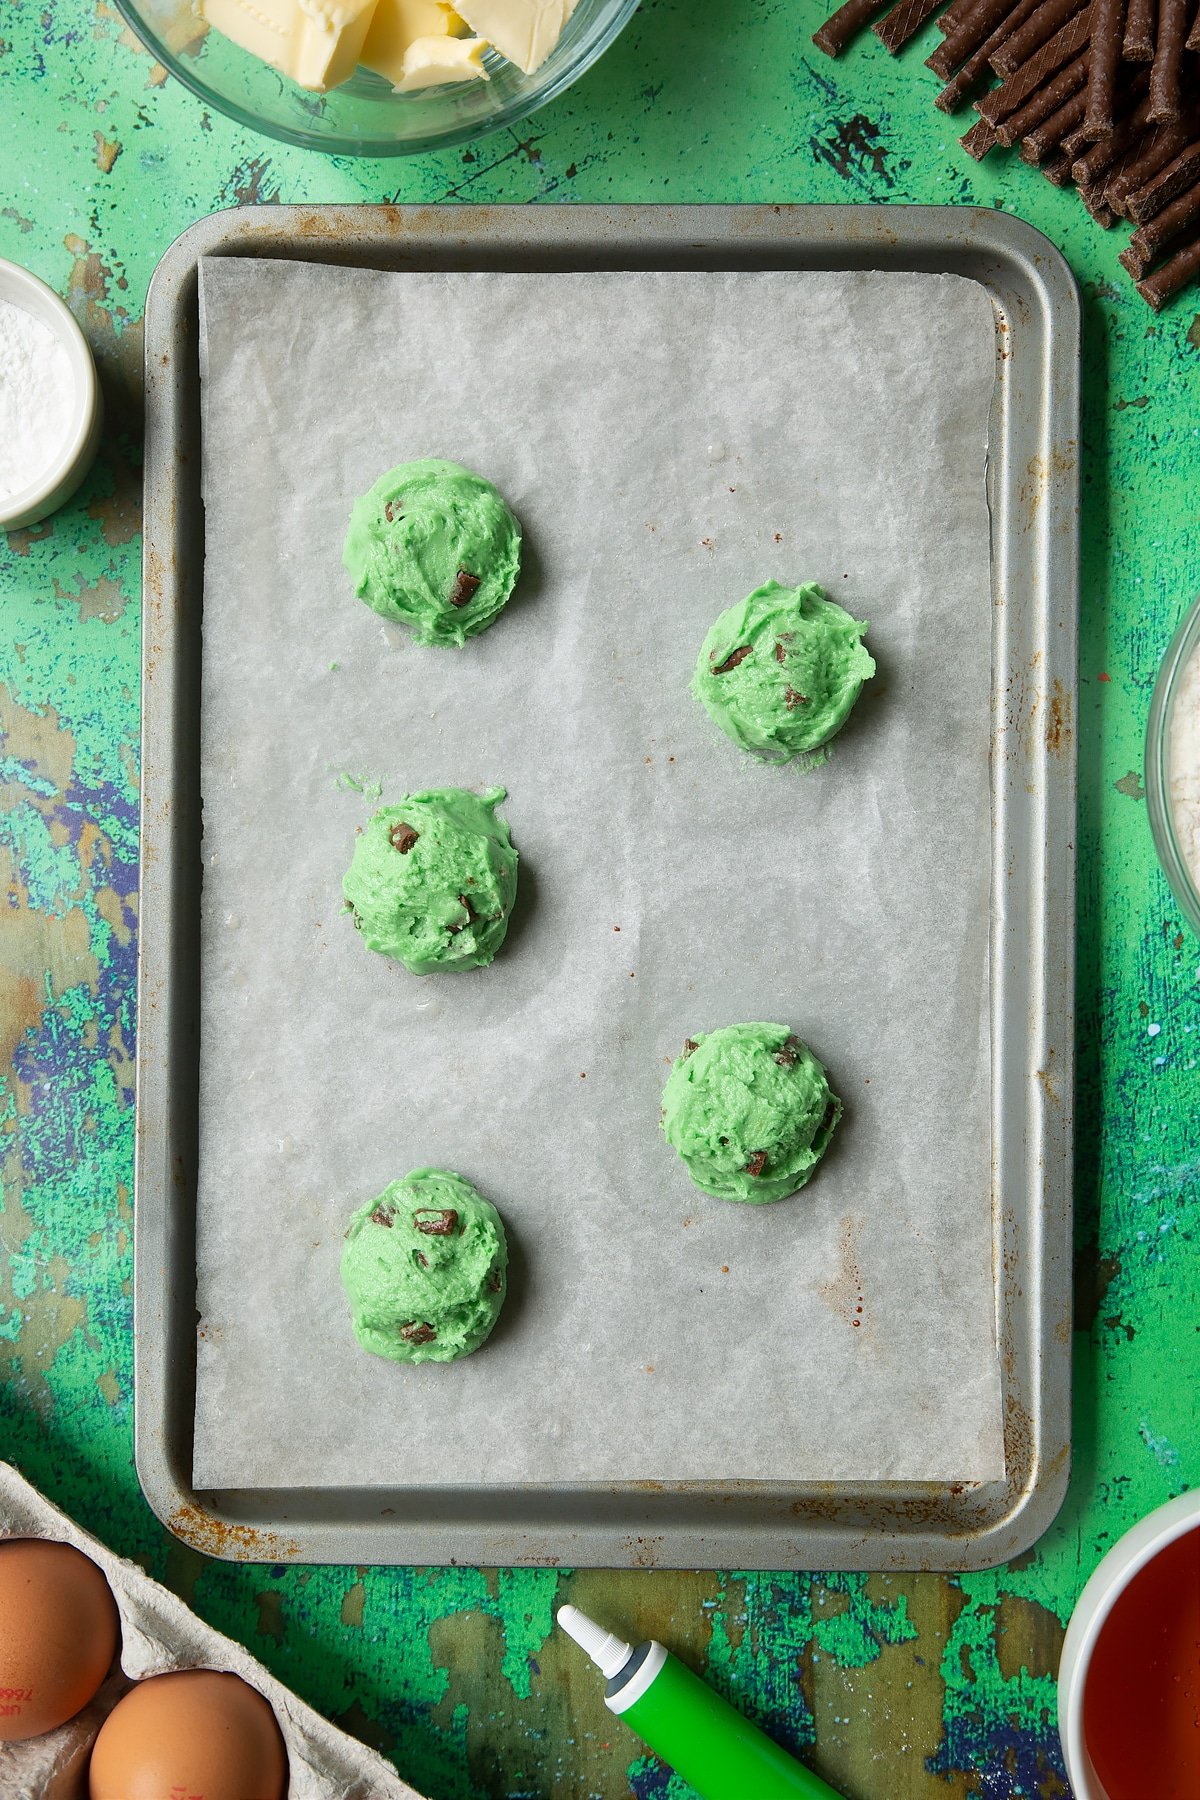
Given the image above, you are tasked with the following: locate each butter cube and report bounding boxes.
[452,0,577,73]
[393,32,489,88]
[201,0,379,92]
[360,0,463,84]
[296,0,380,87]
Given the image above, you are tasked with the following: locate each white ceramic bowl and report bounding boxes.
[0,260,102,532]
[1058,1487,1200,1799]
[1146,593,1200,937]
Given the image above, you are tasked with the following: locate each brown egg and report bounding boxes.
[0,1537,120,1742]
[88,1668,288,1800]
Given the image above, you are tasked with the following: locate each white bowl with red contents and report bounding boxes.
[1058,1487,1200,1800]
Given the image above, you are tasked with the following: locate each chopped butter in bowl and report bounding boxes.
[113,0,639,155]
[1147,592,1200,938]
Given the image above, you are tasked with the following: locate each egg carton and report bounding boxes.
[0,1461,425,1800]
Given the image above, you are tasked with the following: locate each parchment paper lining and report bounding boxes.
[193,259,1003,1489]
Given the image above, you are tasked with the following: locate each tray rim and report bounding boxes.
[135,201,1079,1570]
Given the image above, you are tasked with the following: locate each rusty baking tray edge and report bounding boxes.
[135,203,1078,1570]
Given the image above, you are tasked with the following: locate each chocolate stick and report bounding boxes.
[1107,117,1195,208]
[934,0,1047,105]
[1136,229,1200,306]
[1123,0,1157,54]
[1119,243,1152,276]
[1067,58,1150,155]
[1079,182,1119,224]
[1147,0,1189,120]
[939,0,985,29]
[1043,145,1078,180]
[976,3,1094,126]
[929,0,1016,76]
[1071,81,1153,179]
[1188,5,1200,48]
[1127,139,1200,219]
[1125,175,1200,265]
[874,0,949,52]
[813,0,895,56]
[991,0,1084,77]
[1061,118,1098,158]
[1082,119,1157,193]
[962,116,1002,155]
[998,51,1089,145]
[1022,83,1088,158]
[1082,0,1128,137]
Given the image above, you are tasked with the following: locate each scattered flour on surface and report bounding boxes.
[0,297,75,500]
[1169,642,1200,887]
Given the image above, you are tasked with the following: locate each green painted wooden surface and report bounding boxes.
[1,2,1198,1795]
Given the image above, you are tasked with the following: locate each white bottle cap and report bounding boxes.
[556,1604,634,1679]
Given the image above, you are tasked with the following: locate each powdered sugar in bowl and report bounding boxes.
[0,259,102,533]
[1147,592,1200,938]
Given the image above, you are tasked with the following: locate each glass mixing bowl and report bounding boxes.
[1146,591,1200,938]
[113,0,641,156]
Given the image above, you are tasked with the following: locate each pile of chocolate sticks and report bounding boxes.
[813,0,1200,309]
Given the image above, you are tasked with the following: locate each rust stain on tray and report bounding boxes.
[1036,1046,1062,1106]
[1018,446,1077,522]
[295,205,405,241]
[1046,678,1072,757]
[621,1534,665,1567]
[169,1504,300,1561]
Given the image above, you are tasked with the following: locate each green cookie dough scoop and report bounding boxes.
[341,1169,508,1365]
[343,786,518,976]
[662,1022,842,1204]
[693,580,875,762]
[343,458,522,648]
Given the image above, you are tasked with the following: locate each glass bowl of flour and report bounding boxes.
[1147,595,1200,937]
[0,260,102,532]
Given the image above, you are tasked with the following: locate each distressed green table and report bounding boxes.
[1,3,1198,1795]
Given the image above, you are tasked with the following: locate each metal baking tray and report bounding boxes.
[135,203,1078,1570]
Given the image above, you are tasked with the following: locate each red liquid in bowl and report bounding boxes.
[1082,1526,1200,1800]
